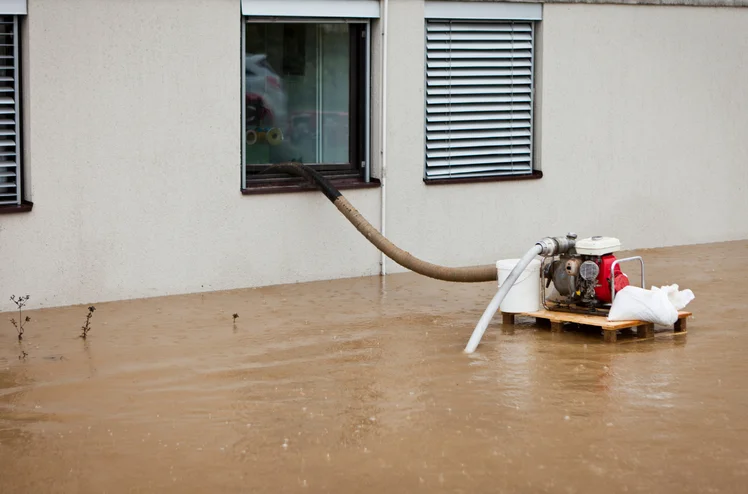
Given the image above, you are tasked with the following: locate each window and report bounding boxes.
[424,2,542,183]
[240,0,378,191]
[243,21,366,188]
[0,13,22,207]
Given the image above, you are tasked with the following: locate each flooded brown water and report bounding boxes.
[1,241,747,493]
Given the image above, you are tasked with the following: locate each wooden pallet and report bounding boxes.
[501,309,691,343]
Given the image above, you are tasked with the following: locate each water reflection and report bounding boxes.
[244,22,356,184]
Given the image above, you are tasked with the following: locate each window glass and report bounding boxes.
[245,23,352,176]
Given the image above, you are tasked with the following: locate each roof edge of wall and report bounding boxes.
[446,0,748,8]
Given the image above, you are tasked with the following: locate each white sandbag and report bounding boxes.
[651,284,695,311]
[607,286,679,325]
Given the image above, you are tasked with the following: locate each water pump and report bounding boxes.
[541,234,644,315]
[262,164,653,352]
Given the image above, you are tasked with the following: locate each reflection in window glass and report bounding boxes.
[244,23,351,173]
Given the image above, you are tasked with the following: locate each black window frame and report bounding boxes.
[241,20,369,192]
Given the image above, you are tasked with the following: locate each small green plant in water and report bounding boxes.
[80,306,96,339]
[9,295,31,341]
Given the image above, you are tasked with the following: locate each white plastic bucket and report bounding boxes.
[496,258,541,313]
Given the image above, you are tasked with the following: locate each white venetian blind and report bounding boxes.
[425,20,535,180]
[0,15,19,206]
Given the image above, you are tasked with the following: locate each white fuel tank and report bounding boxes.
[575,236,621,256]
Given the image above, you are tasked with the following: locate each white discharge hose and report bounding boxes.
[464,244,544,354]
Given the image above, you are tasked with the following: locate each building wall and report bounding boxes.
[1,0,383,312]
[1,0,747,311]
[381,0,748,276]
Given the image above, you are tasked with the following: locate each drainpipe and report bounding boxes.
[379,0,389,276]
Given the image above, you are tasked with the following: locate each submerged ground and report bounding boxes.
[1,241,746,493]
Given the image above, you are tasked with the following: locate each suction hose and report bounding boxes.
[463,244,543,353]
[264,163,575,353]
[264,163,497,283]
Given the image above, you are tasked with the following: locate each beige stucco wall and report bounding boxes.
[381,0,748,276]
[1,0,747,312]
[0,0,382,312]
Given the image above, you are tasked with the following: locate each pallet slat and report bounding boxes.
[501,310,692,343]
[524,310,692,330]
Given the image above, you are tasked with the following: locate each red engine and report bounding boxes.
[594,254,630,303]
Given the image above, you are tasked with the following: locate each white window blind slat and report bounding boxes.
[427,85,532,96]
[428,112,532,124]
[427,41,533,51]
[426,137,531,150]
[427,68,532,77]
[427,24,532,33]
[428,145,532,158]
[427,102,532,114]
[427,50,532,60]
[428,33,533,43]
[427,120,530,133]
[426,95,532,105]
[427,77,533,88]
[427,128,531,141]
[428,60,532,69]
[424,19,535,180]
[426,164,533,179]
[428,154,532,166]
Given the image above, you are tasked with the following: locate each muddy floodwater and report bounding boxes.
[1,241,747,493]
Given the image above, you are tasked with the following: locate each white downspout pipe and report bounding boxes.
[379,0,389,276]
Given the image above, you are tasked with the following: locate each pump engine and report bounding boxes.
[541,234,641,314]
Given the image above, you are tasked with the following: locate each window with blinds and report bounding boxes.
[425,20,535,181]
[0,14,19,206]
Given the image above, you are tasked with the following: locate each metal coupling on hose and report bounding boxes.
[536,232,578,256]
